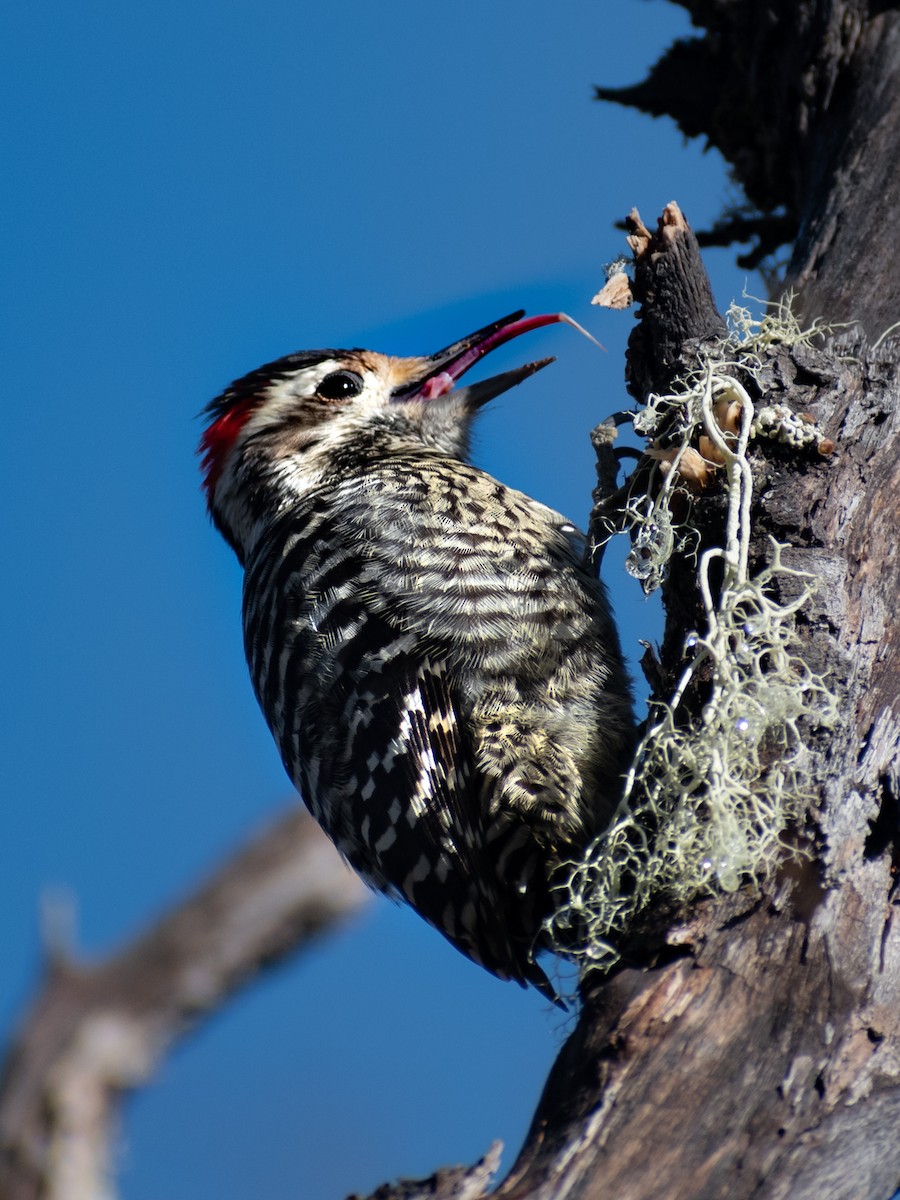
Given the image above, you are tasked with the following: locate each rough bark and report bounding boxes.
[493,209,900,1200]
[355,190,900,1198]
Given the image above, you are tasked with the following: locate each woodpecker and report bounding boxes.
[200,311,634,999]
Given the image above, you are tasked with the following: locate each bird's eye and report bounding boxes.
[315,370,364,401]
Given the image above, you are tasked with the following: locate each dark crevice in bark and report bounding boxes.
[864,773,900,862]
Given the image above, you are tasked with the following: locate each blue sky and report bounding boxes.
[2,2,756,1196]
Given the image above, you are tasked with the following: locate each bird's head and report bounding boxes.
[200,310,568,560]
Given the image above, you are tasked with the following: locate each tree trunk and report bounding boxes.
[492,2,900,1195]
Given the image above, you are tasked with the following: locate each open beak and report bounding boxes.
[393,310,565,408]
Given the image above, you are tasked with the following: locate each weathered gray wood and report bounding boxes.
[490,200,900,1199]
[357,0,900,1178]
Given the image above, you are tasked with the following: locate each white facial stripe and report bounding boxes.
[236,358,397,445]
[239,361,339,438]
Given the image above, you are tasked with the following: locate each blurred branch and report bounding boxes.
[0,808,370,1200]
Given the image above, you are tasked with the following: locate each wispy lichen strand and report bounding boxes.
[547,303,838,973]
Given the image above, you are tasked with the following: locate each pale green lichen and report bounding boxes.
[547,302,839,973]
[725,292,828,352]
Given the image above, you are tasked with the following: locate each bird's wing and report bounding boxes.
[323,627,555,996]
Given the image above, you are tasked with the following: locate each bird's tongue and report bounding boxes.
[420,312,566,396]
[418,371,457,400]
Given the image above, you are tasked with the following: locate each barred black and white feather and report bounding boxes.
[201,312,634,998]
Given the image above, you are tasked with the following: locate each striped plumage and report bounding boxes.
[201,312,633,998]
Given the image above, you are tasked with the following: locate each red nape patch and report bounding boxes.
[199,399,255,504]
